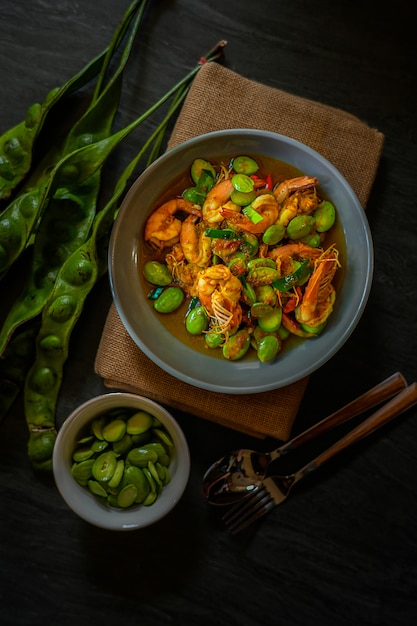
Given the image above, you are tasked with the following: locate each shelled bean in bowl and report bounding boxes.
[109,129,373,393]
[52,393,190,530]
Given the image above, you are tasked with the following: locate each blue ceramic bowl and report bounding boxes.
[109,130,373,394]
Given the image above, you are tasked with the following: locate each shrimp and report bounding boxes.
[197,264,243,333]
[202,179,235,224]
[295,245,340,327]
[273,175,318,226]
[165,244,201,296]
[268,242,323,262]
[221,194,279,234]
[268,242,323,283]
[180,214,212,267]
[144,198,201,250]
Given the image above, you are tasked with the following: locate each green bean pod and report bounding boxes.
[6,37,227,468]
[0,180,101,356]
[23,86,192,470]
[0,26,140,353]
[0,58,131,351]
[0,2,147,286]
[0,0,145,203]
[24,243,99,470]
[0,77,137,283]
[0,325,38,423]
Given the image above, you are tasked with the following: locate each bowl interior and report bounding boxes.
[109,129,373,394]
[53,393,190,530]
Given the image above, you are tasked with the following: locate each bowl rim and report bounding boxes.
[109,129,374,394]
[52,392,190,531]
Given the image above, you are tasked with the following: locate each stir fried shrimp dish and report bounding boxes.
[142,155,341,363]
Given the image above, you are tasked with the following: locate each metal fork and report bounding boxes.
[223,382,417,534]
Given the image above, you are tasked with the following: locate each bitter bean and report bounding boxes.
[0,0,144,202]
[24,89,194,469]
[0,325,38,423]
[0,26,226,468]
[70,408,173,509]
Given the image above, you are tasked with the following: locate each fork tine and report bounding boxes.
[223,486,275,534]
[223,485,266,522]
[227,497,276,534]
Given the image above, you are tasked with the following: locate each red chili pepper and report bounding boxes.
[249,175,266,189]
[249,173,273,190]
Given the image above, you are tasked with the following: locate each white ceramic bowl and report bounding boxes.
[53,393,190,530]
[109,129,373,394]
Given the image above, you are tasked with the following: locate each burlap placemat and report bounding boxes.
[94,62,384,440]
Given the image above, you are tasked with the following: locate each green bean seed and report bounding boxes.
[71,459,94,486]
[102,419,126,442]
[152,427,174,448]
[157,453,171,467]
[247,257,276,270]
[300,232,322,248]
[61,255,94,286]
[257,335,281,362]
[108,459,124,489]
[141,442,167,457]
[123,466,150,503]
[230,189,257,206]
[250,325,275,350]
[143,466,158,493]
[143,260,172,286]
[147,460,162,487]
[185,305,209,335]
[73,447,95,462]
[127,447,159,467]
[153,286,184,313]
[286,215,315,240]
[92,417,106,440]
[222,329,251,360]
[70,403,175,509]
[182,187,207,205]
[91,439,109,453]
[255,285,277,306]
[258,308,282,333]
[112,433,132,455]
[28,367,56,393]
[262,223,286,245]
[278,325,291,340]
[231,174,255,193]
[47,295,78,322]
[314,201,336,232]
[204,331,224,349]
[117,484,139,508]
[126,410,153,434]
[232,155,259,175]
[88,480,108,498]
[92,451,118,481]
[27,429,56,463]
[247,266,281,285]
[250,302,274,318]
[190,158,216,185]
[39,334,64,354]
[300,321,327,335]
[0,325,38,422]
[143,491,158,506]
